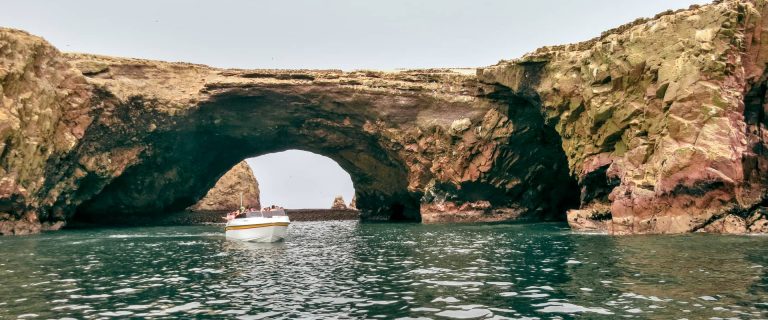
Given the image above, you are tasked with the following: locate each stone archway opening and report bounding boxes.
[59,69,580,227]
[69,87,424,225]
[246,149,356,210]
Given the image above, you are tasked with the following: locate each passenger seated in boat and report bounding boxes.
[244,208,260,218]
[233,206,247,219]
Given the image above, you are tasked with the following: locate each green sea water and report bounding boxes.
[0,221,766,319]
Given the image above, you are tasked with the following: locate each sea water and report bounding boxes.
[0,221,766,319]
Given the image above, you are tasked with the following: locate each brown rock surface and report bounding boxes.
[479,0,768,234]
[187,161,260,212]
[0,29,92,234]
[2,0,768,234]
[331,195,347,210]
[42,47,577,228]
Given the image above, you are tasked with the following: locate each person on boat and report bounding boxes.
[233,206,246,219]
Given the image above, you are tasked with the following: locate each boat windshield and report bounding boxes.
[246,209,287,218]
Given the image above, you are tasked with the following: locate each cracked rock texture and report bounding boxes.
[1,0,768,234]
[187,161,260,212]
[479,0,768,234]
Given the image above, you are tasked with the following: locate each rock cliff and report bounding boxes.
[479,0,768,234]
[1,0,767,234]
[187,161,260,212]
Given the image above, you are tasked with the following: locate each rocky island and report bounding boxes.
[1,0,768,235]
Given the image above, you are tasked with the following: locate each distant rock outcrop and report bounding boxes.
[187,161,260,211]
[331,195,347,210]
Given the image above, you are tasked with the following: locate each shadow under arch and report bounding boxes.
[72,88,422,224]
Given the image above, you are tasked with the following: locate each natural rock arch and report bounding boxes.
[72,86,421,221]
[5,0,768,235]
[60,58,577,224]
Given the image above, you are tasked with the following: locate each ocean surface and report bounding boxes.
[0,221,766,319]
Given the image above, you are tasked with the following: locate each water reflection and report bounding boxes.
[566,233,768,318]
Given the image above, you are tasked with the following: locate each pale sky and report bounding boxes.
[0,0,708,208]
[247,151,354,209]
[1,0,708,70]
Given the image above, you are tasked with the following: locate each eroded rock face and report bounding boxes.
[187,161,259,212]
[52,49,581,229]
[478,0,768,234]
[0,29,578,233]
[0,29,92,234]
[0,40,577,232]
[2,0,768,234]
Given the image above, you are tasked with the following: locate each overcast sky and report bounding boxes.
[2,0,708,70]
[247,151,354,209]
[1,0,707,208]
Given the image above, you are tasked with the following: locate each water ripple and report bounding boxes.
[0,221,765,319]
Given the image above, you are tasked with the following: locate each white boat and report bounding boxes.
[225,209,290,242]
[224,193,290,242]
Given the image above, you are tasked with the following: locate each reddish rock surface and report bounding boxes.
[478,0,768,234]
[1,0,768,234]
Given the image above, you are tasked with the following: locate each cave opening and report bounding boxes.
[66,88,426,226]
[246,150,356,210]
[70,146,419,225]
[64,79,579,227]
[468,84,581,222]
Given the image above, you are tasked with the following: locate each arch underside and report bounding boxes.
[69,78,579,225]
[7,1,768,235]
[74,87,421,222]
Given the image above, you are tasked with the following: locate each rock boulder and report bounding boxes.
[331,195,347,210]
[187,161,260,212]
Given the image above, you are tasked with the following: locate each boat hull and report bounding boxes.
[225,216,290,242]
